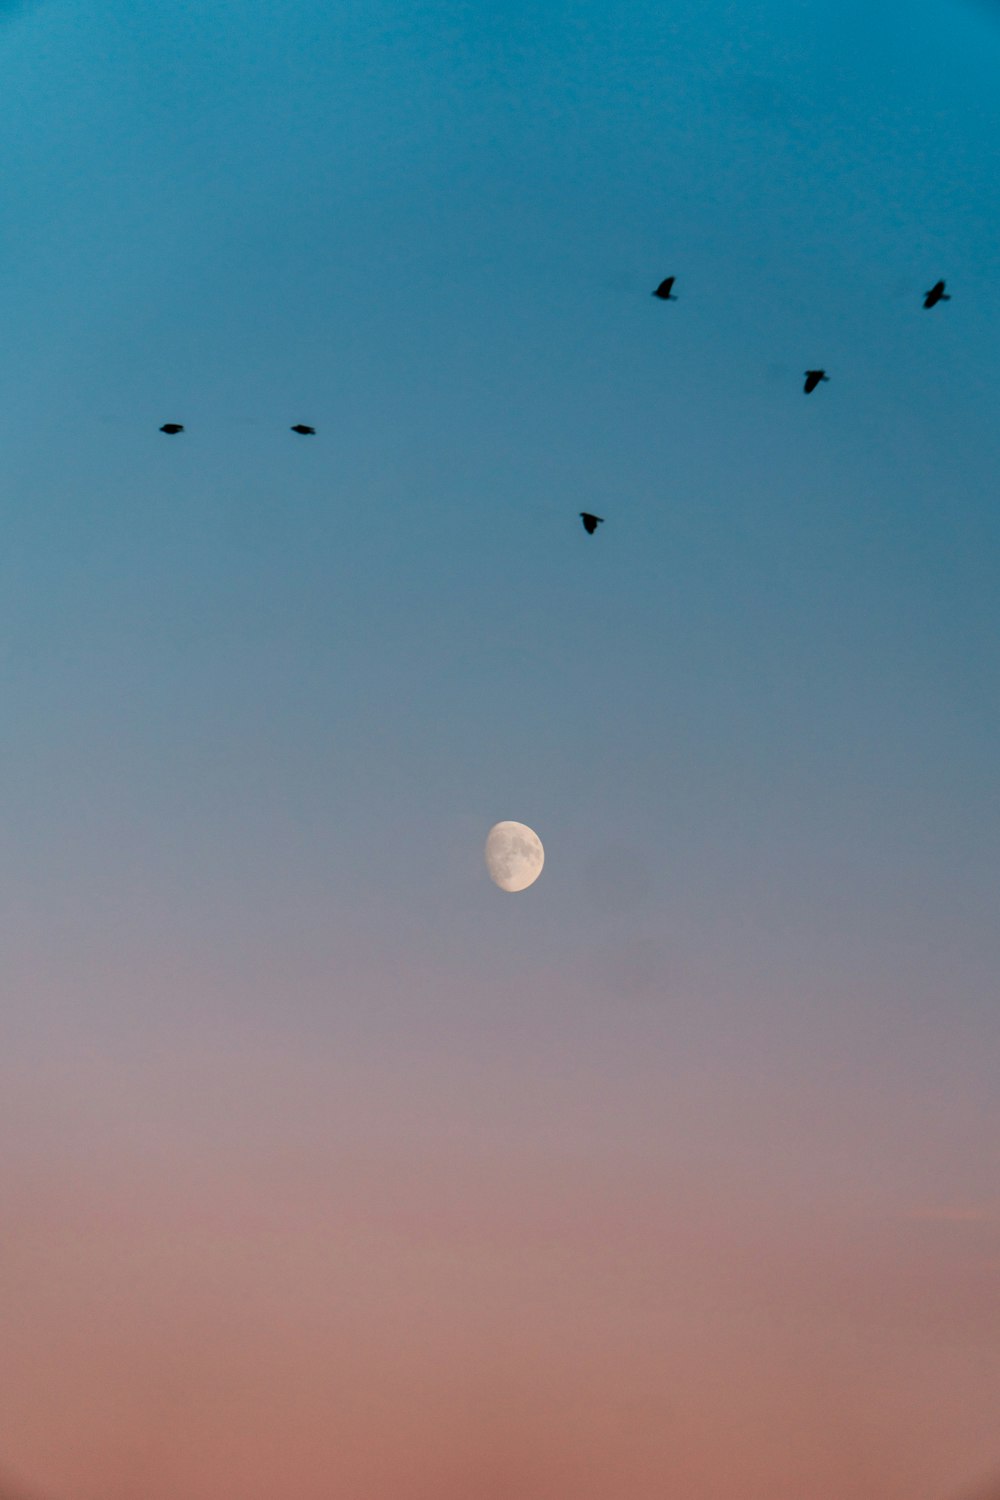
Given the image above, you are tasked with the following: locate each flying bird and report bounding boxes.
[652,276,677,300]
[580,512,604,534]
[159,423,184,434]
[290,423,316,434]
[923,279,950,309]
[803,370,828,394]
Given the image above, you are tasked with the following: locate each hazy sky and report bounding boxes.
[1,0,998,1496]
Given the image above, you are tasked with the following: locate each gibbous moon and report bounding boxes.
[485,821,545,892]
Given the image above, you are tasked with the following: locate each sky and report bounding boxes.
[0,0,998,1495]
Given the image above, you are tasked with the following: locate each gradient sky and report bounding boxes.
[1,0,999,1495]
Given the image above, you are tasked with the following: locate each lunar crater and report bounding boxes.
[485,821,544,892]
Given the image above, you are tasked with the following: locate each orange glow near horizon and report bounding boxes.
[1,1032,997,1500]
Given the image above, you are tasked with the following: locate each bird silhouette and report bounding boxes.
[803,370,828,394]
[652,276,676,300]
[159,423,184,434]
[290,423,316,434]
[924,279,950,308]
[580,512,604,534]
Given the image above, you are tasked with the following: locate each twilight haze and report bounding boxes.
[1,0,999,1496]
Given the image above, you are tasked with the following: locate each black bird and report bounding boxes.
[159,423,184,434]
[580,512,604,535]
[923,279,950,309]
[652,276,677,300]
[291,423,316,435]
[803,370,828,394]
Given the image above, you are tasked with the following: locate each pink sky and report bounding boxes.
[2,1014,997,1500]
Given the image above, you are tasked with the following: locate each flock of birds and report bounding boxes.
[158,421,316,436]
[583,274,950,537]
[156,274,952,542]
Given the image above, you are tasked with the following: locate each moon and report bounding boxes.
[485,821,545,892]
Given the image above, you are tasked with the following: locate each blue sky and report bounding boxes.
[4,0,999,1033]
